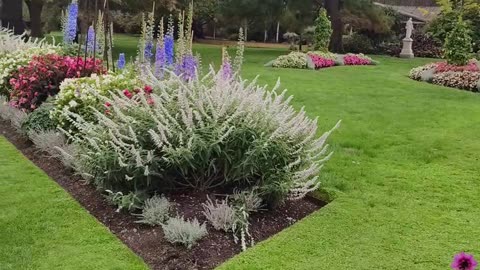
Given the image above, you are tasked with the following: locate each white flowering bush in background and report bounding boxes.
[0,28,50,55]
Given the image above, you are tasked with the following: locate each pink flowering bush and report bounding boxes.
[434,60,479,73]
[343,54,372,66]
[9,54,105,111]
[308,54,336,69]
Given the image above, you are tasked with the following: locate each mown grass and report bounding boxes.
[0,138,147,270]
[12,33,480,269]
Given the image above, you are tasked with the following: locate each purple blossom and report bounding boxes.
[144,41,154,62]
[452,252,478,270]
[221,58,233,80]
[117,53,126,70]
[175,54,198,81]
[164,35,175,66]
[86,26,95,54]
[155,42,166,78]
[63,0,78,44]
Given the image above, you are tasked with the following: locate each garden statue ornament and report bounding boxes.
[400,18,415,58]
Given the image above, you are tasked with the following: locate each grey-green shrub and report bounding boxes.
[136,195,171,226]
[63,67,340,206]
[0,96,27,133]
[28,130,66,157]
[162,217,207,249]
[202,197,236,232]
[105,190,145,212]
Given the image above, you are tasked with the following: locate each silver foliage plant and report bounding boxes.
[162,217,208,249]
[61,66,340,203]
[28,130,67,158]
[0,27,53,54]
[202,196,237,232]
[0,96,27,133]
[135,195,171,226]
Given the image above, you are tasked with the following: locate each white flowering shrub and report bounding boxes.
[272,52,308,69]
[51,69,142,130]
[62,67,340,205]
[162,217,207,249]
[0,28,50,55]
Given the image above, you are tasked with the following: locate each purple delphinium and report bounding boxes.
[144,40,154,62]
[117,53,126,70]
[64,0,78,44]
[175,54,198,81]
[164,35,175,66]
[452,252,478,270]
[86,26,95,54]
[155,42,166,79]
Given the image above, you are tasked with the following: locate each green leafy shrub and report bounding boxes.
[444,17,473,65]
[343,33,374,54]
[272,52,307,69]
[314,8,332,52]
[21,102,57,133]
[428,4,480,51]
[162,217,207,249]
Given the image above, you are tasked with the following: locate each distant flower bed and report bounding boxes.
[268,51,377,70]
[409,60,480,92]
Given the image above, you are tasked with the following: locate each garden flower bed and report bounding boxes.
[266,51,377,70]
[409,60,480,92]
[0,3,339,269]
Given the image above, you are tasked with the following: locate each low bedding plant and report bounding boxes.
[0,2,340,252]
[269,51,376,70]
[409,16,480,92]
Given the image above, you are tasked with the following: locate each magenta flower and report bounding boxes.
[452,252,478,270]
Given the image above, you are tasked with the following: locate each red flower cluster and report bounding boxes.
[343,54,371,66]
[104,85,154,115]
[9,54,105,111]
[435,61,479,73]
[309,54,336,69]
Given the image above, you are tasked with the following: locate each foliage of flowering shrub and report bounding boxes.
[307,52,336,69]
[8,54,105,111]
[52,69,142,130]
[432,71,480,91]
[0,47,60,97]
[434,60,479,73]
[343,54,373,66]
[61,67,340,206]
[272,52,308,69]
[410,61,480,92]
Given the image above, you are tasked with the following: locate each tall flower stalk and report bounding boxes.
[86,26,96,55]
[62,0,79,45]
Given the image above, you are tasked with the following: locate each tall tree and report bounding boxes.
[324,0,342,52]
[24,0,44,37]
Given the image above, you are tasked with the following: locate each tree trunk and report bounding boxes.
[1,0,25,34]
[276,21,280,43]
[264,29,268,43]
[26,0,44,37]
[325,0,343,53]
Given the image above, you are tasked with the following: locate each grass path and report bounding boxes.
[0,137,147,270]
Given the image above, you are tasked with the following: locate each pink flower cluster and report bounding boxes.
[343,54,371,66]
[435,61,479,73]
[104,85,154,115]
[9,54,105,111]
[309,54,336,69]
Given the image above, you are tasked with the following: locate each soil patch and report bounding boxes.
[0,120,326,270]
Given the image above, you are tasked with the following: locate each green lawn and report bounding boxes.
[7,33,480,269]
[0,138,147,270]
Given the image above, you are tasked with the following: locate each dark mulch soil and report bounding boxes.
[0,119,326,270]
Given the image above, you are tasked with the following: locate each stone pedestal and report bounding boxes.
[400,38,414,59]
